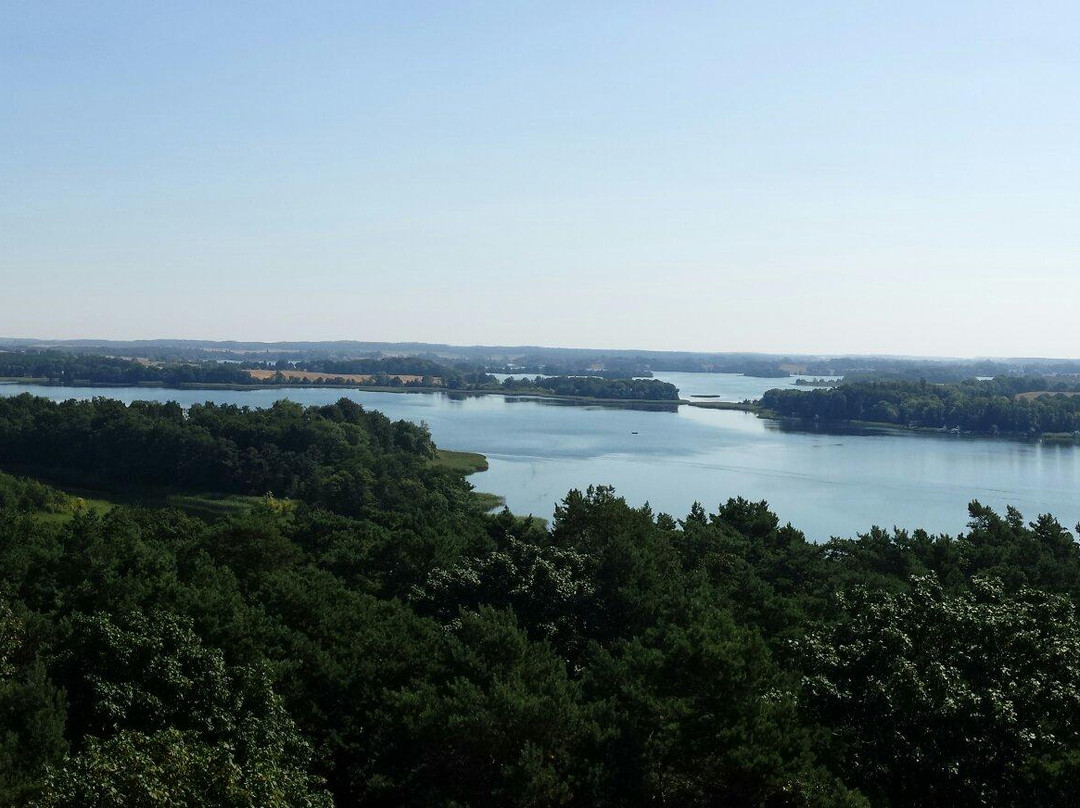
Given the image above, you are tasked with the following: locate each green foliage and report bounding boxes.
[0,395,475,529]
[0,599,68,804]
[431,448,489,474]
[380,607,584,806]
[0,473,70,513]
[412,534,597,655]
[42,610,330,807]
[1,403,1080,804]
[582,604,825,805]
[800,576,1080,805]
[40,726,331,807]
[762,377,1080,435]
[0,350,251,386]
[497,374,681,401]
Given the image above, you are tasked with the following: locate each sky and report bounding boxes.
[3,1,1078,357]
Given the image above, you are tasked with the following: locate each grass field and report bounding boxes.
[33,489,273,523]
[431,449,489,475]
[160,492,273,519]
[32,492,115,525]
[5,467,280,524]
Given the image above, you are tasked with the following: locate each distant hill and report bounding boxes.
[4,338,1080,379]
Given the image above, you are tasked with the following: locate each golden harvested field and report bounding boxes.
[247,369,436,385]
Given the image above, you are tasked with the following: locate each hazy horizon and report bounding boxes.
[5,2,1078,355]
[5,333,1080,364]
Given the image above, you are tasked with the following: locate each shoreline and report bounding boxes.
[0,377,683,410]
[684,400,758,412]
[5,378,1077,445]
[763,414,1080,445]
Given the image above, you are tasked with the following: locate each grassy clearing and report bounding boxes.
[3,465,282,524]
[32,489,273,523]
[32,494,115,525]
[160,492,273,519]
[10,446,486,524]
[432,449,489,475]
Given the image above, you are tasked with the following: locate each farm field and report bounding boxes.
[247,369,438,385]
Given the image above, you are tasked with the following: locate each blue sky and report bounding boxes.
[3,2,1078,356]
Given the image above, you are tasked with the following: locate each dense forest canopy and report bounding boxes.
[1,393,1080,804]
[0,394,472,530]
[495,375,680,401]
[762,377,1080,436]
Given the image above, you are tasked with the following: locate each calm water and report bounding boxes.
[3,375,1078,540]
[651,371,843,401]
[492,371,842,401]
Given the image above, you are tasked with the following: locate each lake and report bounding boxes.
[3,375,1078,540]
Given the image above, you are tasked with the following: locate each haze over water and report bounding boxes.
[5,372,1077,540]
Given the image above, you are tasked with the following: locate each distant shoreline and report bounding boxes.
[759,414,1080,445]
[0,377,683,410]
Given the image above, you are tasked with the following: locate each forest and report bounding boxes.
[1,393,1079,805]
[761,377,1080,436]
[495,375,680,401]
[0,350,476,388]
[0,352,252,387]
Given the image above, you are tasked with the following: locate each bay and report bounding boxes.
[3,375,1078,540]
